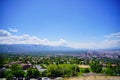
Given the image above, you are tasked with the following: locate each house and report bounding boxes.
[20,63,31,70]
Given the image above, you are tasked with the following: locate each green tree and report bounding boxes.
[45,64,79,77]
[103,67,114,76]
[0,56,4,68]
[10,64,24,77]
[27,68,40,78]
[27,68,33,78]
[103,63,120,76]
[32,69,40,78]
[4,70,13,80]
[90,61,102,73]
[42,70,51,77]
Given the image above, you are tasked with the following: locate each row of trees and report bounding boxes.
[3,64,80,80]
[43,64,80,77]
[4,64,24,80]
[4,62,120,80]
[90,61,120,76]
[4,64,41,80]
[28,56,90,65]
[102,63,120,76]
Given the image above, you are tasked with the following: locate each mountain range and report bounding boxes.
[0,44,76,54]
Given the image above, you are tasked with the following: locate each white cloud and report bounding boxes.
[0,29,11,37]
[105,32,120,39]
[0,29,67,46]
[99,32,120,48]
[0,29,120,49]
[46,39,67,46]
[8,28,18,32]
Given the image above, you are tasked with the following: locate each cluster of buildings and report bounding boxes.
[77,50,120,59]
[4,61,31,70]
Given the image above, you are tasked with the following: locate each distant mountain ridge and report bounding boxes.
[1,44,119,55]
[0,44,75,54]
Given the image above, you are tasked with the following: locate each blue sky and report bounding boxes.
[0,0,120,48]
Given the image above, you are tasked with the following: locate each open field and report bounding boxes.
[63,76,120,80]
[78,65,90,68]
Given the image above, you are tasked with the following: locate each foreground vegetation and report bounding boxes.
[0,53,120,80]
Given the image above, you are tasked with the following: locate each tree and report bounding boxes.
[27,68,40,78]
[42,70,51,77]
[11,64,22,71]
[32,69,40,78]
[103,63,120,76]
[81,68,90,73]
[45,64,80,77]
[10,64,24,78]
[27,68,33,78]
[90,61,102,73]
[4,70,13,80]
[115,66,120,76]
[0,56,4,68]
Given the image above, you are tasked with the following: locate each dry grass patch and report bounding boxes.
[63,76,120,80]
[78,65,90,68]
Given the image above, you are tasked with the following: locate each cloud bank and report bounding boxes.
[0,29,67,47]
[0,29,120,49]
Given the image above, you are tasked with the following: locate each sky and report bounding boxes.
[0,0,120,49]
